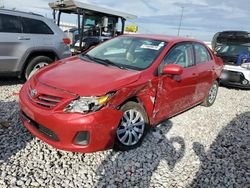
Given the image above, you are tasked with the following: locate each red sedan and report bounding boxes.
[19,35,223,152]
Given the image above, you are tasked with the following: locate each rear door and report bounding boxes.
[0,13,33,73]
[193,43,214,101]
[154,42,198,121]
[20,17,55,50]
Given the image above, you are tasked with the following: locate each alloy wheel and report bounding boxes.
[28,62,48,79]
[208,83,218,104]
[116,109,145,146]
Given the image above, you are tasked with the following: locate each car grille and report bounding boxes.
[36,94,62,108]
[28,86,62,109]
[20,111,59,142]
[222,70,245,83]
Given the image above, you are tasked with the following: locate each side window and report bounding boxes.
[21,17,54,34]
[194,43,212,64]
[0,14,22,33]
[162,43,194,68]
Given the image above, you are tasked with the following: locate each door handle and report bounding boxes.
[18,37,31,40]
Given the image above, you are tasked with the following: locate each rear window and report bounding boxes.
[0,13,22,33]
[194,43,212,64]
[21,17,54,34]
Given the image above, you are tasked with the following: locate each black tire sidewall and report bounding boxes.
[114,101,149,151]
[25,56,53,80]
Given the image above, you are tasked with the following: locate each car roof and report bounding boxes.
[122,34,204,44]
[0,9,43,18]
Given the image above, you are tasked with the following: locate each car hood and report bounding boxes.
[36,56,141,96]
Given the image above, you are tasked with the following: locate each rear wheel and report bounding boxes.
[114,101,149,151]
[25,56,53,80]
[202,81,219,107]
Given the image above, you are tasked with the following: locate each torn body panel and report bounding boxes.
[108,78,159,125]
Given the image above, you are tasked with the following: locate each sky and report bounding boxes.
[2,0,250,41]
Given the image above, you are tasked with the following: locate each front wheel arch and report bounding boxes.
[20,50,58,78]
[24,56,53,80]
[117,96,140,110]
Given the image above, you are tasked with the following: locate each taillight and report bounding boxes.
[63,38,71,45]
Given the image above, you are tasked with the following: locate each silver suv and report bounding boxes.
[0,9,71,79]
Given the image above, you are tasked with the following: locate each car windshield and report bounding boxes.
[216,44,250,56]
[83,37,167,70]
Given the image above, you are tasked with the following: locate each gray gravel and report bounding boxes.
[0,79,250,188]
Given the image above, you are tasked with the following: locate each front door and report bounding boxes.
[154,43,198,121]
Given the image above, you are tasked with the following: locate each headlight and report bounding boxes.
[241,63,250,69]
[64,94,113,113]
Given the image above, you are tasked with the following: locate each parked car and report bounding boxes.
[212,31,250,88]
[19,35,223,152]
[0,9,71,80]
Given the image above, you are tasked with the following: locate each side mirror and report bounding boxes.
[162,64,183,75]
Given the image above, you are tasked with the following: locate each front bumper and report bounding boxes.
[19,83,123,153]
[219,65,250,89]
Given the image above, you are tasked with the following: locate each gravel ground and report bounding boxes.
[0,79,250,188]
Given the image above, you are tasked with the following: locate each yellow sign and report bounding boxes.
[125,25,138,33]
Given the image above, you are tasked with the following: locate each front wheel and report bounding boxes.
[25,56,53,80]
[114,101,149,151]
[202,81,219,107]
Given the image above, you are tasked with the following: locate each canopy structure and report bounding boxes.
[49,0,137,20]
[49,0,137,52]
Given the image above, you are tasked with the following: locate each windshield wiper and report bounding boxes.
[87,55,127,69]
[80,54,95,62]
[81,54,127,70]
[101,58,127,70]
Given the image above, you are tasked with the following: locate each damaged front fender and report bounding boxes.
[107,79,159,126]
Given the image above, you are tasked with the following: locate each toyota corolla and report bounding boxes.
[19,35,223,152]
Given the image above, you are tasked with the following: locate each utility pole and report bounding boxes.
[0,0,4,8]
[177,6,184,36]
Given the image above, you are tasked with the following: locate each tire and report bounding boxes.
[25,56,53,80]
[114,101,149,151]
[202,80,219,107]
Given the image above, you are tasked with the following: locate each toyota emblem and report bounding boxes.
[30,89,37,97]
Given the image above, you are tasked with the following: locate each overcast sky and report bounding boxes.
[2,0,250,41]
